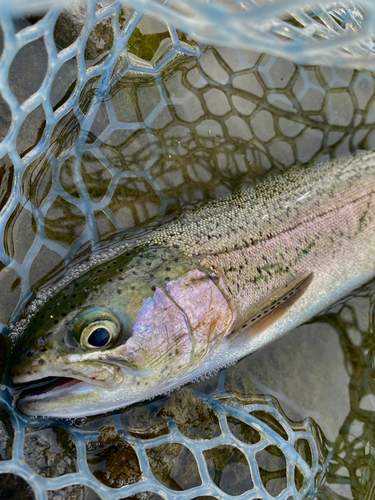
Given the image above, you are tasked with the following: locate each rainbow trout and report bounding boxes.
[9,151,375,417]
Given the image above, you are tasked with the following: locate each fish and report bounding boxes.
[9,150,375,418]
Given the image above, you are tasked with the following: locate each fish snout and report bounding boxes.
[9,335,58,383]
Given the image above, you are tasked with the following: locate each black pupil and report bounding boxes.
[88,327,110,347]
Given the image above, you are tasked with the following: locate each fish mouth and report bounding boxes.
[12,376,99,417]
[13,376,84,397]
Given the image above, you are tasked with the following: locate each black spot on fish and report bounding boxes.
[38,359,45,365]
[27,351,33,357]
[117,289,122,294]
[151,285,156,291]
[118,277,124,281]
[53,320,58,324]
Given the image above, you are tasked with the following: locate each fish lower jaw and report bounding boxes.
[16,377,98,417]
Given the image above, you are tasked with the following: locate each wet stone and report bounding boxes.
[137,79,162,120]
[29,244,66,293]
[109,77,138,124]
[250,410,288,441]
[3,203,37,263]
[16,104,46,156]
[296,128,323,163]
[95,210,119,243]
[204,445,253,495]
[204,88,231,116]
[50,110,81,159]
[9,28,48,105]
[0,474,35,499]
[87,429,141,488]
[227,415,261,445]
[47,485,101,500]
[292,70,325,112]
[118,130,154,171]
[0,160,13,211]
[89,101,110,141]
[158,388,221,440]
[53,3,85,49]
[79,76,101,116]
[22,154,53,208]
[81,151,112,203]
[44,195,86,249]
[24,426,78,477]
[250,110,275,142]
[108,177,161,229]
[54,2,115,67]
[294,438,313,468]
[0,266,22,325]
[353,73,374,111]
[50,57,79,112]
[0,406,14,460]
[256,445,287,497]
[0,92,11,144]
[232,72,264,98]
[59,157,81,199]
[147,443,201,491]
[259,55,296,89]
[200,49,230,85]
[120,401,170,440]
[326,91,354,126]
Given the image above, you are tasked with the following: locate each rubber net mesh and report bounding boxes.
[0,0,375,498]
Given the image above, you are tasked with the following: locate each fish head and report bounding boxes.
[10,246,233,417]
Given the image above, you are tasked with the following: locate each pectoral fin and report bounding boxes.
[230,271,313,347]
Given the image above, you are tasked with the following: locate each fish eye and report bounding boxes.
[81,319,120,349]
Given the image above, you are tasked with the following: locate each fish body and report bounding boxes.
[10,151,375,417]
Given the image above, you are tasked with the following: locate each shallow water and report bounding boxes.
[1,4,375,498]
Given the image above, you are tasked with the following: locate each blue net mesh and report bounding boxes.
[2,1,375,68]
[0,372,321,499]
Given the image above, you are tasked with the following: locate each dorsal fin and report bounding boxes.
[229,271,313,347]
